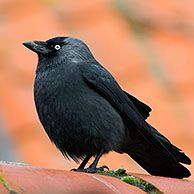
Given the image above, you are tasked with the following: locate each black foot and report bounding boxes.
[71,165,109,173]
[71,168,79,171]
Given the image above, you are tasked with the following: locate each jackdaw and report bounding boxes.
[23,37,191,178]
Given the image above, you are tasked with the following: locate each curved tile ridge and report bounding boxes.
[88,174,122,194]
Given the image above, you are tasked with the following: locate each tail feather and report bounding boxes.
[148,124,191,165]
[128,149,190,178]
[125,124,191,178]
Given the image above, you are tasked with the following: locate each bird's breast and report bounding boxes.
[34,68,125,156]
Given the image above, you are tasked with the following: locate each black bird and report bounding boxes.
[23,37,191,178]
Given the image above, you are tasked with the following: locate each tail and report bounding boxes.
[125,124,191,178]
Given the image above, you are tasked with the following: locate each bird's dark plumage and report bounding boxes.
[23,36,191,178]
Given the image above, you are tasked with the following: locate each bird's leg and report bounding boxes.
[84,149,109,173]
[71,153,92,171]
[71,149,109,173]
[78,153,92,170]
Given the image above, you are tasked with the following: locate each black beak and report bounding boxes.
[23,41,51,54]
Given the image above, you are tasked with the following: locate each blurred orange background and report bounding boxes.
[0,0,194,179]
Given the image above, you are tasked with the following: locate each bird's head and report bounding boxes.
[23,37,95,65]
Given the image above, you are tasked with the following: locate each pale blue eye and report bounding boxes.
[54,45,61,50]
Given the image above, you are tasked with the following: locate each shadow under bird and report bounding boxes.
[23,37,191,178]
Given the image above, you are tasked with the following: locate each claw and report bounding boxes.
[70,165,110,173]
[71,168,77,171]
[96,165,109,171]
[71,168,85,172]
